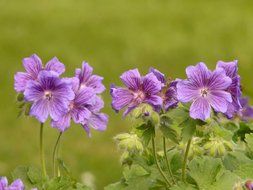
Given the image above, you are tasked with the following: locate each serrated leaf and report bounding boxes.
[160,124,179,144]
[245,134,253,152]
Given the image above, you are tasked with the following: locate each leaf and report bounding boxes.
[188,157,238,190]
[181,118,196,142]
[233,123,253,142]
[170,182,197,190]
[141,121,155,146]
[245,133,253,152]
[104,181,127,190]
[27,167,43,185]
[160,124,179,144]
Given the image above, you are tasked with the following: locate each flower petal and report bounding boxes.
[186,62,211,87]
[49,98,68,121]
[208,68,232,90]
[72,107,91,123]
[75,62,93,84]
[30,99,49,123]
[120,69,141,90]
[14,72,33,92]
[208,90,232,113]
[24,80,44,102]
[110,85,133,112]
[23,54,42,78]
[142,72,162,94]
[149,67,166,84]
[190,98,211,121]
[51,113,72,132]
[88,113,108,131]
[0,177,8,188]
[45,57,65,75]
[9,179,24,190]
[216,60,238,78]
[75,87,95,106]
[145,95,163,107]
[85,75,105,93]
[177,80,199,102]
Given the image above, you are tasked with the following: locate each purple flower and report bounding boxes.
[110,69,163,115]
[216,60,242,118]
[177,62,232,121]
[52,75,108,135]
[149,68,179,111]
[24,71,75,123]
[238,97,253,121]
[14,54,65,93]
[0,177,24,190]
[75,62,105,93]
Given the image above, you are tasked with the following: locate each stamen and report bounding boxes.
[44,91,53,100]
[200,88,208,97]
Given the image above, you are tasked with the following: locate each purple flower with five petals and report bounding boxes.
[149,68,179,111]
[110,69,163,115]
[0,177,24,190]
[177,62,232,121]
[24,71,75,123]
[75,62,105,93]
[216,60,242,118]
[14,54,65,93]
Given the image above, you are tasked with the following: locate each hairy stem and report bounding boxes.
[53,132,63,177]
[40,123,47,177]
[151,136,172,188]
[163,137,176,184]
[182,138,192,182]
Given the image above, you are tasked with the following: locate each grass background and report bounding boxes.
[1,0,253,189]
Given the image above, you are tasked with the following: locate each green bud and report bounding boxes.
[16,93,24,102]
[204,137,233,157]
[114,133,143,153]
[24,103,32,116]
[178,137,203,159]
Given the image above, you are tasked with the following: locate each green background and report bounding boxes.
[1,0,253,189]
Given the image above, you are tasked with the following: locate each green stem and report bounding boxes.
[163,137,176,184]
[53,132,63,177]
[151,136,172,188]
[182,138,192,182]
[40,123,47,177]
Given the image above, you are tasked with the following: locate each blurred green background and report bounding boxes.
[1,0,253,189]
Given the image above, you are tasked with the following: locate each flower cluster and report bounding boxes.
[110,68,178,116]
[111,61,253,121]
[14,54,108,136]
[0,177,24,190]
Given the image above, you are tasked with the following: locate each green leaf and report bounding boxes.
[104,181,127,190]
[170,182,197,190]
[141,121,155,146]
[160,124,179,144]
[188,157,238,190]
[181,118,196,142]
[233,123,253,142]
[245,133,253,152]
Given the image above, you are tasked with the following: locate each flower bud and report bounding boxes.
[114,133,143,153]
[178,137,203,159]
[16,93,24,102]
[204,137,233,157]
[131,104,160,124]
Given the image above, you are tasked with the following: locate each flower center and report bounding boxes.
[44,91,53,100]
[69,101,75,110]
[200,88,209,97]
[133,91,146,104]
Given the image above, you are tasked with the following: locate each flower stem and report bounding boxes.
[163,137,176,184]
[53,132,63,177]
[40,123,47,177]
[151,136,172,188]
[182,138,192,182]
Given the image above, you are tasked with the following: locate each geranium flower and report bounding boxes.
[149,68,179,111]
[110,69,163,116]
[24,71,75,123]
[177,62,232,121]
[0,177,24,190]
[75,62,105,93]
[216,60,242,118]
[14,54,65,92]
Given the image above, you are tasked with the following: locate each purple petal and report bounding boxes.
[49,98,69,121]
[0,177,8,188]
[30,99,49,123]
[208,91,232,113]
[145,95,163,107]
[75,62,93,84]
[45,57,65,75]
[82,124,91,137]
[110,85,133,112]
[142,72,162,94]
[120,69,141,91]
[123,106,137,116]
[22,54,43,78]
[208,68,232,90]
[190,98,211,121]
[83,75,105,93]
[149,67,166,84]
[74,87,95,106]
[51,113,72,132]
[216,60,238,78]
[14,72,33,92]
[24,80,44,102]
[87,113,108,131]
[177,80,199,102]
[9,179,24,190]
[72,107,91,123]
[186,62,211,87]
[89,96,104,112]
